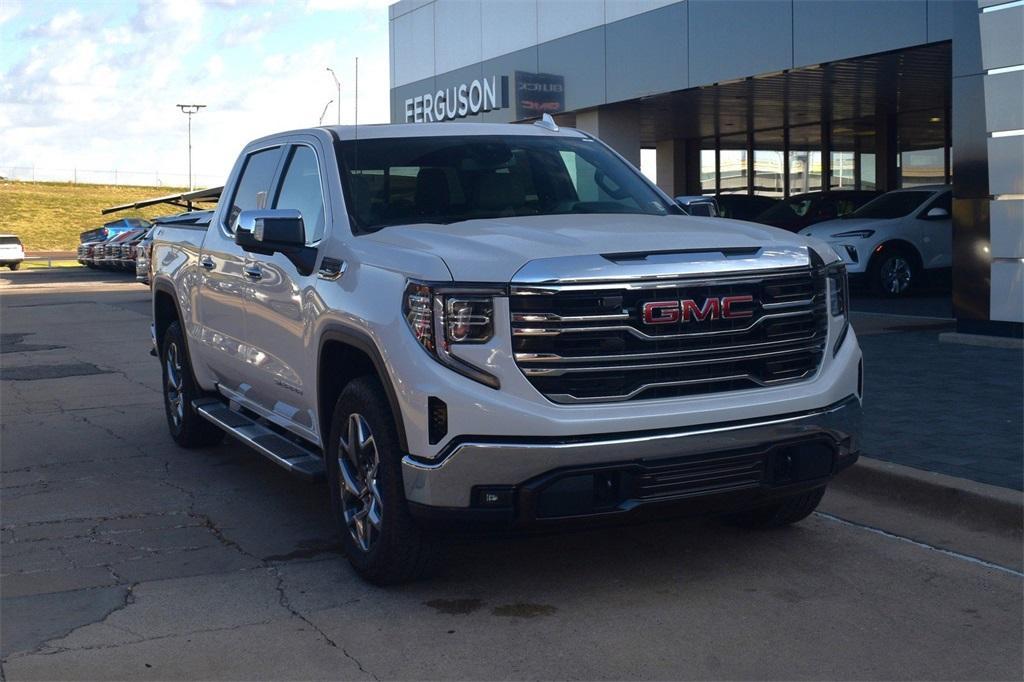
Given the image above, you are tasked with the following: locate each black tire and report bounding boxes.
[8,262,20,271]
[86,262,97,269]
[869,247,917,297]
[326,376,436,585]
[160,321,223,448]
[726,487,826,529]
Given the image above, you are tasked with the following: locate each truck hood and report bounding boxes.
[362,214,823,282]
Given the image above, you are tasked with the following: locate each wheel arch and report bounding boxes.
[152,278,182,351]
[867,239,923,274]
[317,326,409,453]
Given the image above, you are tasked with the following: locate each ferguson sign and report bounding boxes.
[405,76,508,122]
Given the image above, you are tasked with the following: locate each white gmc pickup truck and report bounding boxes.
[150,120,862,584]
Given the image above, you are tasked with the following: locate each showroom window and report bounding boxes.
[753,128,785,197]
[718,134,748,195]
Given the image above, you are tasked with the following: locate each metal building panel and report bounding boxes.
[538,0,605,43]
[482,0,539,61]
[392,4,436,87]
[793,0,928,68]
[688,0,792,87]
[606,3,687,103]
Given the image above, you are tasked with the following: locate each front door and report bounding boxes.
[242,140,328,442]
[193,145,283,396]
[915,190,953,270]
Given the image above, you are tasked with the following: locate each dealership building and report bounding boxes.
[389,0,1023,337]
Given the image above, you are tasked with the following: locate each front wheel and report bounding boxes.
[327,376,436,585]
[8,262,21,271]
[726,487,826,529]
[870,249,916,297]
[161,321,223,448]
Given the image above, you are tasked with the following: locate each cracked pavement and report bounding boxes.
[1,270,1022,680]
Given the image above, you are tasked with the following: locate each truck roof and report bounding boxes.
[249,122,588,146]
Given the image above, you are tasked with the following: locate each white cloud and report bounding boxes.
[305,0,393,11]
[0,0,392,188]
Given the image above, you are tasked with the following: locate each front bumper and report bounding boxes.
[402,394,861,522]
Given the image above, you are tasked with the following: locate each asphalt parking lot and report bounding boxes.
[1,270,1022,681]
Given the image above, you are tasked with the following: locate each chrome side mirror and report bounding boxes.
[233,209,317,276]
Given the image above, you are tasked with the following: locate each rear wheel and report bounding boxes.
[327,376,436,585]
[8,262,21,271]
[870,248,916,297]
[726,487,826,529]
[161,321,223,448]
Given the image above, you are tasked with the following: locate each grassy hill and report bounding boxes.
[0,180,195,251]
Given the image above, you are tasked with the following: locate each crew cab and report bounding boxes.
[150,120,862,584]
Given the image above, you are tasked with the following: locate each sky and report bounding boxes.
[0,0,393,188]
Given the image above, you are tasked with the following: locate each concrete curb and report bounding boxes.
[833,456,1023,535]
[938,331,1024,349]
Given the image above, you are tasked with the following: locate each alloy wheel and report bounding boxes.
[165,341,185,428]
[337,413,383,552]
[881,256,912,295]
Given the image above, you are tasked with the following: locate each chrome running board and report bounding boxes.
[193,398,324,480]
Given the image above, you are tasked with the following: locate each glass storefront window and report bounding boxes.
[700,147,716,195]
[899,109,949,187]
[753,127,784,197]
[719,134,747,194]
[830,151,855,189]
[788,124,821,195]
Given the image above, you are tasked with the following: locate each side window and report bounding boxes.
[274,146,326,244]
[225,147,282,232]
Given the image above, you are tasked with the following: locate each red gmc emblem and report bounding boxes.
[641,295,755,325]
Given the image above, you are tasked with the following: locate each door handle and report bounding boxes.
[199,256,215,270]
[243,265,263,280]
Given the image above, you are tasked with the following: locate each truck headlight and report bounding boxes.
[403,280,501,388]
[825,261,850,356]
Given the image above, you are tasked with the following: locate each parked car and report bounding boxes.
[79,240,103,268]
[716,194,780,221]
[755,190,881,232]
[99,229,144,269]
[674,195,719,217]
[0,234,25,270]
[118,230,148,270]
[800,185,951,296]
[79,218,151,245]
[150,120,861,584]
[137,211,215,284]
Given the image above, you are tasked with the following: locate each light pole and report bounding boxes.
[176,104,206,191]
[319,99,334,126]
[326,67,340,125]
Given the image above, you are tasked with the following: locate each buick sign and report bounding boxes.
[405,76,509,123]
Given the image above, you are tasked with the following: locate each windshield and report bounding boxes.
[338,135,676,231]
[757,196,816,223]
[848,191,933,219]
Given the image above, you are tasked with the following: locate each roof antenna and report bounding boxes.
[534,113,559,132]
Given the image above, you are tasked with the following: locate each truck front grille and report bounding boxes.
[509,268,828,404]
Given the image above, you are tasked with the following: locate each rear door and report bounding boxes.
[241,138,329,440]
[193,144,284,396]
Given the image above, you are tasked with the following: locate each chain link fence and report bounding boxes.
[1,165,222,189]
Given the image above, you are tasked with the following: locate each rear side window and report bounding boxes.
[226,147,282,231]
[274,145,326,244]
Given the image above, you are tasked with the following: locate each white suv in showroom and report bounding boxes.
[800,185,951,296]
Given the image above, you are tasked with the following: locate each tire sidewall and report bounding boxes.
[872,250,915,297]
[326,377,408,575]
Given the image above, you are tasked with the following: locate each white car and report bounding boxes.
[0,234,25,270]
[799,185,951,296]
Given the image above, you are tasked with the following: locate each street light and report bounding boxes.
[176,104,206,191]
[319,99,334,126]
[326,67,340,125]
